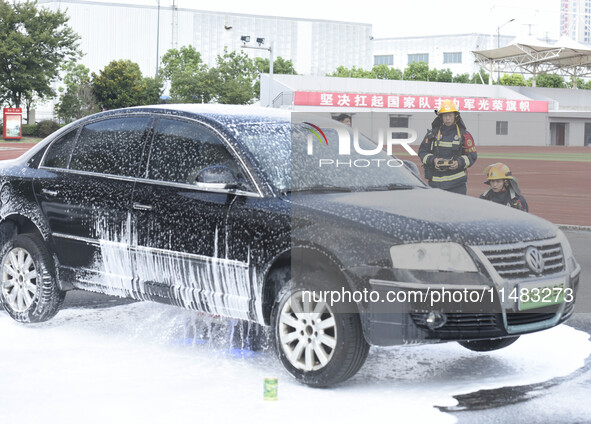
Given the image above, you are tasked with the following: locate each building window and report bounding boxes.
[496,121,508,135]
[443,52,462,63]
[390,116,410,139]
[408,53,429,64]
[374,55,393,66]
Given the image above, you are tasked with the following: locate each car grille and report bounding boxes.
[411,313,500,337]
[475,239,564,280]
[506,311,557,326]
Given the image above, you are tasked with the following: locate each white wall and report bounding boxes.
[40,0,372,77]
[372,33,515,76]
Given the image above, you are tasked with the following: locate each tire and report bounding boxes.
[0,233,65,323]
[458,336,519,352]
[271,273,369,387]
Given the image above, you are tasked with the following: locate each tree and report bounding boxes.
[0,0,80,121]
[274,57,297,75]
[160,45,214,103]
[533,73,566,88]
[328,66,373,78]
[92,60,162,110]
[434,68,453,82]
[141,76,164,105]
[500,73,527,86]
[55,62,99,123]
[403,62,433,81]
[253,56,298,99]
[160,45,207,80]
[329,64,403,80]
[453,73,470,83]
[470,68,490,84]
[254,56,297,75]
[212,48,258,104]
[566,77,586,89]
[371,64,403,80]
[167,68,217,103]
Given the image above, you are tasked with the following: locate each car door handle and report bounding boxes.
[41,188,59,197]
[132,202,153,211]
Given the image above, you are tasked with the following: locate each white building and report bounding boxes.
[39,0,373,77]
[561,0,591,44]
[27,0,587,131]
[267,74,591,147]
[37,1,520,82]
[372,33,516,77]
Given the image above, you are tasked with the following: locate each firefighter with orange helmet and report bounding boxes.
[418,99,477,195]
[480,163,528,212]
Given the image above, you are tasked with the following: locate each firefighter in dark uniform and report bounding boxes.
[418,99,477,195]
[480,163,529,212]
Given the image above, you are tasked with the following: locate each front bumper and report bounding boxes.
[357,243,581,346]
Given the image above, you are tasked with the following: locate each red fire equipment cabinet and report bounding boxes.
[3,108,23,140]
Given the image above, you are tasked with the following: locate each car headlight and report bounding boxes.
[390,242,478,272]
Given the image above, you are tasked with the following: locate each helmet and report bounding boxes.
[437,99,459,115]
[484,163,514,182]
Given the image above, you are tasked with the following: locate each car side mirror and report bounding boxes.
[196,165,238,189]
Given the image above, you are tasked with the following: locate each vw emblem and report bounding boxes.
[525,247,545,274]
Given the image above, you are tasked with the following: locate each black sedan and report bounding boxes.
[0,105,581,386]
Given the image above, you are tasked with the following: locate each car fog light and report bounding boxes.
[426,311,447,329]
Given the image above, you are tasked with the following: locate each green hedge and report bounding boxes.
[22,124,37,136]
[37,120,60,137]
[11,121,62,138]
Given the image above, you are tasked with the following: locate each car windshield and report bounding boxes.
[234,120,424,193]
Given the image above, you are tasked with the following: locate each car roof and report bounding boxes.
[124,104,290,125]
[18,104,291,167]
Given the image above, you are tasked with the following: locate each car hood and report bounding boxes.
[287,188,556,245]
[0,159,16,167]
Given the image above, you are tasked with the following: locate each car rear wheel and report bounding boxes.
[272,274,369,387]
[458,336,520,352]
[0,233,65,323]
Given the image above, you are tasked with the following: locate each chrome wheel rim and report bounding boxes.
[1,248,38,312]
[278,291,337,371]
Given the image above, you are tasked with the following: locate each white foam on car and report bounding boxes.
[78,213,263,322]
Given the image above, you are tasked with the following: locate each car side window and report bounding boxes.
[146,118,250,189]
[42,129,78,169]
[69,116,151,177]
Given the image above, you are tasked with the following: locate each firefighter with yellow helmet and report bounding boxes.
[480,163,528,212]
[418,99,477,194]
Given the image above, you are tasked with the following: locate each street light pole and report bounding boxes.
[155,0,160,78]
[268,41,274,107]
[496,18,515,84]
[241,38,274,107]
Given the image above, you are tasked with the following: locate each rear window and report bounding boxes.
[42,129,79,169]
[69,116,151,177]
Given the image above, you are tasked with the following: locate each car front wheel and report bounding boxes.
[272,275,369,387]
[0,233,65,323]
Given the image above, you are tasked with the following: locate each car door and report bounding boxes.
[34,115,152,292]
[130,116,258,318]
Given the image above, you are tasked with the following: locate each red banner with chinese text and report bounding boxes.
[294,92,548,113]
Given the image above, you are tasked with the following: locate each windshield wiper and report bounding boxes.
[282,185,353,194]
[367,183,416,191]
